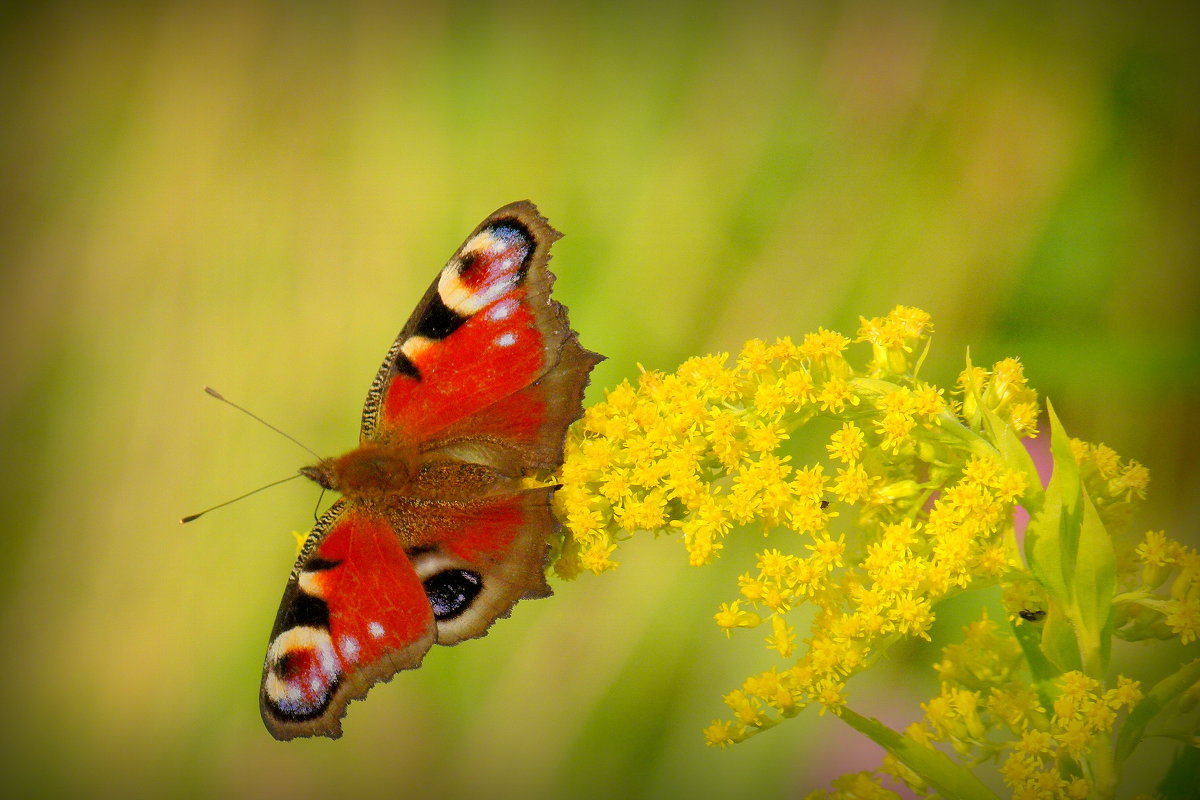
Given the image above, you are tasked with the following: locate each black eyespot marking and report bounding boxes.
[1018,609,1046,622]
[414,290,468,340]
[280,590,331,630]
[457,250,479,278]
[392,349,421,380]
[405,544,437,557]
[423,569,483,621]
[273,651,300,679]
[304,558,341,572]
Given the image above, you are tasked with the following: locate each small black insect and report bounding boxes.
[1018,609,1046,622]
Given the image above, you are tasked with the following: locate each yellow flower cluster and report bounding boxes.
[552,324,866,577]
[1069,439,1150,504]
[823,614,1149,799]
[998,671,1142,799]
[1114,528,1200,644]
[547,304,1192,797]
[550,307,1050,746]
[805,771,903,800]
[957,356,1041,437]
[1067,439,1152,559]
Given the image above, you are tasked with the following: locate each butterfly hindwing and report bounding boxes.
[261,490,557,739]
[405,487,556,645]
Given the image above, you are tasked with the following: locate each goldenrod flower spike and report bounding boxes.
[550,306,1193,799]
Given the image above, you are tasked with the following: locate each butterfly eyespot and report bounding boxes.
[423,569,483,621]
[274,651,301,679]
[457,251,479,276]
[273,649,326,685]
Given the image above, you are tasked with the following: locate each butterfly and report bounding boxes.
[260,201,603,740]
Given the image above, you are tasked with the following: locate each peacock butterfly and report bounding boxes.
[260,201,603,740]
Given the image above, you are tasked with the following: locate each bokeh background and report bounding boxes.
[1,1,1197,798]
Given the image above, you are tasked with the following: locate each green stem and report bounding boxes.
[1010,617,1060,711]
[1077,625,1105,681]
[859,632,902,671]
[1090,729,1118,799]
[835,706,1000,800]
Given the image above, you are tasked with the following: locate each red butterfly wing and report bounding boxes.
[359,201,602,471]
[402,487,557,645]
[260,501,435,740]
[261,490,557,740]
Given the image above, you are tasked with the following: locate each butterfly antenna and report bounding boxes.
[202,386,322,460]
[313,487,328,523]
[180,473,304,523]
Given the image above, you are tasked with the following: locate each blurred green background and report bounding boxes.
[1,1,1197,798]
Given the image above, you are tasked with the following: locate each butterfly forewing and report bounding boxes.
[359,201,600,461]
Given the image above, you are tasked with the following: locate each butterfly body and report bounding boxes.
[260,202,601,740]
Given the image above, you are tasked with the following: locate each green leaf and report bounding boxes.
[1115,658,1200,766]
[1023,404,1080,647]
[1072,485,1116,674]
[836,706,1000,800]
[1039,603,1083,673]
[1022,402,1116,678]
